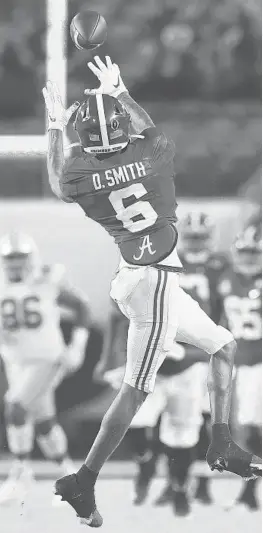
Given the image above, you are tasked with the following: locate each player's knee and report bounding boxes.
[219,338,237,361]
[103,382,148,429]
[121,382,148,411]
[35,417,56,436]
[5,401,27,426]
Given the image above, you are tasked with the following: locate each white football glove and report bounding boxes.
[85,56,128,98]
[42,81,79,131]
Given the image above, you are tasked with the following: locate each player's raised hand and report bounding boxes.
[42,81,80,131]
[85,56,127,98]
[206,431,262,481]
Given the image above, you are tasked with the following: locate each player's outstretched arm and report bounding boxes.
[42,81,79,202]
[118,92,155,135]
[86,56,155,134]
[47,130,72,202]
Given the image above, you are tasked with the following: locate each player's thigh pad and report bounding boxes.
[111,267,180,392]
[5,361,64,414]
[159,364,207,448]
[131,380,166,428]
[236,364,262,426]
[176,287,234,354]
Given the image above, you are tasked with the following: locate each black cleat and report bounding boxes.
[54,474,103,528]
[172,489,191,518]
[132,456,156,505]
[207,439,262,480]
[153,484,173,506]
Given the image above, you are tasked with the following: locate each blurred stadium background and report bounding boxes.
[0,0,261,531]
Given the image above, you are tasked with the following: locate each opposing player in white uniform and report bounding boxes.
[0,232,91,505]
[217,222,262,511]
[43,57,261,527]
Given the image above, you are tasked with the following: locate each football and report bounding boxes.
[70,10,107,51]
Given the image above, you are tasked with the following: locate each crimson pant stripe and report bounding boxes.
[135,270,162,389]
[141,270,168,389]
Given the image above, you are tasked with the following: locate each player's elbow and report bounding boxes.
[53,186,73,203]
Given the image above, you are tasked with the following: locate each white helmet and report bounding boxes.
[0,232,40,282]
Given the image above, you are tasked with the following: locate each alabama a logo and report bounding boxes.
[133,235,156,261]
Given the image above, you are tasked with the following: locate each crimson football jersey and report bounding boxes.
[217,269,262,366]
[61,128,178,266]
[179,253,228,321]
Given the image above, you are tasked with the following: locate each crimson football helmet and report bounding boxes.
[74,94,131,154]
[0,232,40,283]
[232,222,262,275]
[179,212,214,262]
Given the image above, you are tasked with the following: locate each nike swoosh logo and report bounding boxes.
[113,76,120,89]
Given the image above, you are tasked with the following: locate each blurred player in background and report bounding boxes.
[0,232,91,505]
[129,212,228,516]
[217,222,262,511]
[43,56,261,527]
[154,212,228,509]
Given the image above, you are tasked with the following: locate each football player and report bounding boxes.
[43,56,261,528]
[217,222,262,511]
[0,232,91,505]
[149,212,225,514]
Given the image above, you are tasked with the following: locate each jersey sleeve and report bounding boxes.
[141,127,175,163]
[60,157,86,200]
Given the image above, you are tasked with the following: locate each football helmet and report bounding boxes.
[74,94,131,154]
[179,212,214,262]
[232,222,262,276]
[0,232,40,283]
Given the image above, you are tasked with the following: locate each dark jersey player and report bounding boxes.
[43,56,261,527]
[151,212,228,512]
[217,222,262,511]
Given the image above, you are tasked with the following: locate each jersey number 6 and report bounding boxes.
[109,183,158,233]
